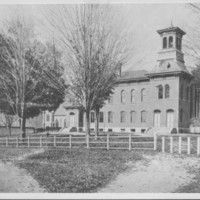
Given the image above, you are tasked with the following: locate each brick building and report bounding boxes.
[43,26,200,134]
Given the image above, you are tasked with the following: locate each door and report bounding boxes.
[154,110,161,127]
[69,113,75,127]
[167,110,174,127]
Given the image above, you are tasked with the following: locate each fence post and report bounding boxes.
[197,137,200,155]
[170,136,173,153]
[107,134,109,150]
[40,136,42,148]
[54,136,56,148]
[187,137,191,155]
[129,134,131,151]
[162,136,165,153]
[16,137,18,148]
[6,137,8,147]
[28,136,30,148]
[69,135,72,149]
[154,133,157,151]
[178,136,182,154]
[86,134,89,149]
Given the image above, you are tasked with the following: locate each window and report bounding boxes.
[163,37,167,49]
[120,111,126,123]
[180,85,183,99]
[131,89,136,103]
[46,114,50,122]
[141,111,147,123]
[55,119,59,127]
[141,88,146,102]
[130,111,136,123]
[99,112,104,123]
[158,85,163,99]
[108,111,113,123]
[176,37,182,50]
[64,119,67,128]
[108,95,113,104]
[169,36,173,48]
[165,84,170,99]
[121,90,126,104]
[186,86,189,101]
[180,109,183,122]
[90,112,95,123]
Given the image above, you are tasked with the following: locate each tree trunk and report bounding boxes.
[85,111,90,136]
[94,107,100,140]
[21,115,26,138]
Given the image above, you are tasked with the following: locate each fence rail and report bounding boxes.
[0,134,155,151]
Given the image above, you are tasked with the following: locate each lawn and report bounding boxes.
[16,148,156,193]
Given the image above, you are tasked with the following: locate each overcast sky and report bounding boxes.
[0,3,197,72]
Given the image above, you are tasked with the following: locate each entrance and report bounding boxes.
[154,110,161,127]
[69,112,75,127]
[167,110,174,127]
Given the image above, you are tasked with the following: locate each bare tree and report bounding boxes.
[43,4,132,135]
[0,16,65,138]
[0,113,18,136]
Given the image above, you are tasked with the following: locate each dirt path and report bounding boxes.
[99,153,199,193]
[0,149,46,193]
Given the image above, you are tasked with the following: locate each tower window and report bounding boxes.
[169,36,173,48]
[163,37,167,49]
[176,37,182,50]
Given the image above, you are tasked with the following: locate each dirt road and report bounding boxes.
[99,153,199,193]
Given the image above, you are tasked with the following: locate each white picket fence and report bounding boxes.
[0,134,156,151]
[157,134,200,155]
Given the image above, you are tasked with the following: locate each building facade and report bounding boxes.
[43,26,200,134]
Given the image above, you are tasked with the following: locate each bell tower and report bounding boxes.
[157,26,186,63]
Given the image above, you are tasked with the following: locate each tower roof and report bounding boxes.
[157,27,186,36]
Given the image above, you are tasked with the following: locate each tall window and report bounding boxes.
[99,112,104,123]
[120,111,126,123]
[180,85,183,99]
[141,89,146,102]
[130,111,136,123]
[90,112,95,123]
[165,84,170,99]
[158,85,163,99]
[131,89,136,103]
[64,119,67,127]
[141,111,147,123]
[121,90,126,104]
[186,86,189,101]
[163,37,167,49]
[169,36,173,48]
[46,114,50,122]
[176,37,182,50]
[108,95,113,104]
[108,111,113,123]
[55,119,59,127]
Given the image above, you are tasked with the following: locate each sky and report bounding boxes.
[0,3,197,72]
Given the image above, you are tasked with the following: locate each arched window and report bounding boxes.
[169,36,173,48]
[141,111,147,123]
[64,119,67,128]
[158,85,163,99]
[176,37,182,50]
[130,111,136,123]
[131,89,136,103]
[120,111,126,123]
[55,119,59,127]
[46,114,50,122]
[108,111,113,123]
[99,112,104,123]
[121,90,126,104]
[180,85,183,99]
[141,88,146,102]
[108,95,113,104]
[163,37,167,49]
[90,112,95,123]
[165,84,170,99]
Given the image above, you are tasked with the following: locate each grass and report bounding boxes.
[16,148,155,193]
